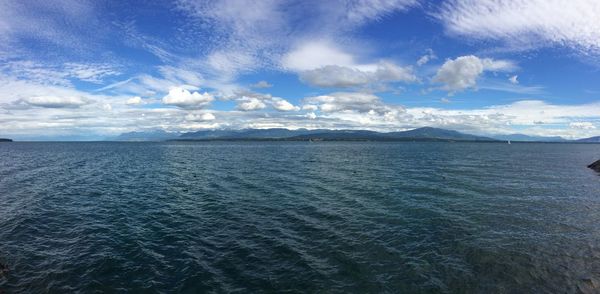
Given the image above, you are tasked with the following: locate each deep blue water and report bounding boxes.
[1,142,600,293]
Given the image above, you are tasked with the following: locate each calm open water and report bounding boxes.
[1,142,600,293]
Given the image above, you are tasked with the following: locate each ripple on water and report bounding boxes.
[1,142,600,292]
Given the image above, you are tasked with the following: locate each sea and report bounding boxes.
[1,141,600,293]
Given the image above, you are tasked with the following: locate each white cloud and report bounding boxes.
[417,49,436,66]
[304,92,380,113]
[299,66,362,88]
[401,100,600,138]
[237,97,267,111]
[284,41,416,88]
[4,91,600,140]
[231,91,299,112]
[98,65,207,97]
[126,96,143,105]
[302,104,319,111]
[21,95,91,108]
[1,61,120,86]
[306,112,317,119]
[282,40,355,71]
[157,66,204,87]
[185,112,216,121]
[436,0,600,55]
[205,50,257,78]
[250,80,273,88]
[175,0,288,77]
[303,92,405,116]
[271,98,299,111]
[0,0,99,55]
[375,61,417,82]
[508,75,519,84]
[63,63,120,83]
[482,59,516,71]
[570,122,596,129]
[433,55,517,92]
[162,87,214,109]
[340,0,419,24]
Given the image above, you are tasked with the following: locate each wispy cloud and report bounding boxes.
[1,61,120,86]
[436,0,600,55]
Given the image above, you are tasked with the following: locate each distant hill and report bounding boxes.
[383,127,494,141]
[287,130,385,140]
[0,138,12,142]
[113,130,180,141]
[577,136,600,143]
[179,128,325,140]
[175,127,496,142]
[491,134,568,142]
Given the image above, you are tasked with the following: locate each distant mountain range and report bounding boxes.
[110,127,600,143]
[0,138,12,142]
[114,127,496,142]
[281,127,494,141]
[577,136,600,143]
[490,134,569,142]
[113,130,180,141]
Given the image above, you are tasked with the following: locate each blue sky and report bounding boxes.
[1,0,600,140]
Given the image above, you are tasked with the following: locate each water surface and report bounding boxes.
[1,142,600,292]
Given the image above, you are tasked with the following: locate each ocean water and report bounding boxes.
[1,141,600,293]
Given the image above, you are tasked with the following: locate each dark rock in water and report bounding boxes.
[0,261,8,276]
[589,160,600,172]
[0,138,12,142]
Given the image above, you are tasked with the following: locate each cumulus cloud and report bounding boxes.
[433,55,517,92]
[271,98,299,111]
[237,98,267,111]
[232,91,299,112]
[126,96,143,105]
[162,87,214,109]
[436,0,600,55]
[250,80,273,88]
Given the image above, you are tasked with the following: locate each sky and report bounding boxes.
[1,0,600,140]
